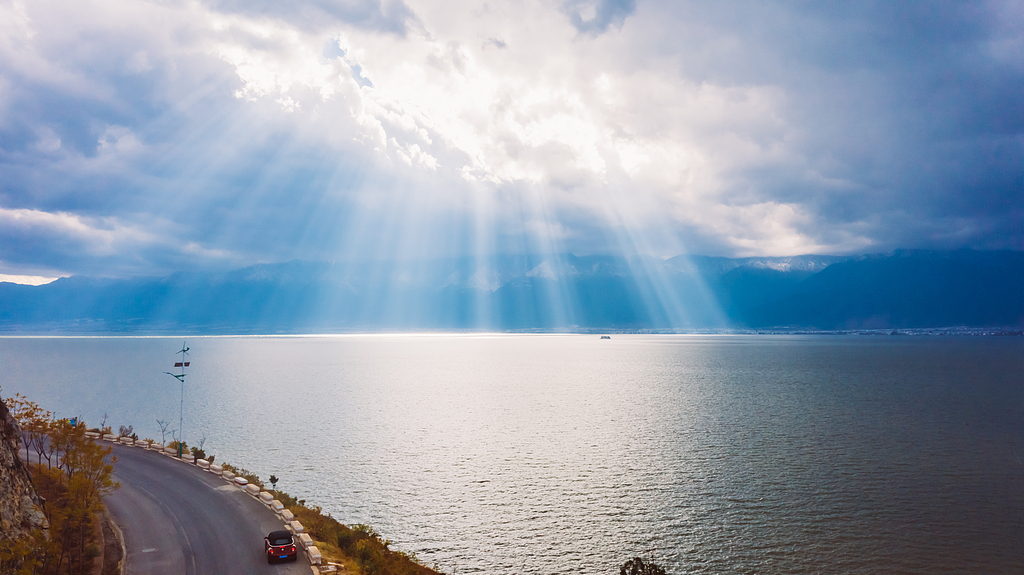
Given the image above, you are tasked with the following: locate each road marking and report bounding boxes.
[141,548,157,553]
[216,485,236,492]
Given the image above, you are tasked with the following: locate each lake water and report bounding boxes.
[1,334,1022,574]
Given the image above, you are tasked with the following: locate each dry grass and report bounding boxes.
[230,480,443,575]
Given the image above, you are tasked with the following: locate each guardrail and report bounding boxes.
[95,435,329,570]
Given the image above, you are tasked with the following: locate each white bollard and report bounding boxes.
[297,533,314,549]
[306,546,321,565]
[289,520,304,534]
[271,500,284,513]
[209,464,223,475]
[233,476,248,487]
[196,459,210,469]
[222,471,235,480]
[259,491,274,503]
[245,484,260,496]
[280,509,295,522]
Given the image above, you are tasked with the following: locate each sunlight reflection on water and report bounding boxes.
[2,335,1022,574]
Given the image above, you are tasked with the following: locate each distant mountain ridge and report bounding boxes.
[1,250,1021,332]
[742,249,1024,329]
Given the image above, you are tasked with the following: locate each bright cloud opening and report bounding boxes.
[0,0,1019,282]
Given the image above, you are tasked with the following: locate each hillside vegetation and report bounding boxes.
[222,464,441,575]
[1,394,118,575]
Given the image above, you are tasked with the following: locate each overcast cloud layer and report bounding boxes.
[1,0,1022,281]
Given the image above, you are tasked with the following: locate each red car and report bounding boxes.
[264,530,297,563]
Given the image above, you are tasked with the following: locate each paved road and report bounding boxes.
[105,444,310,575]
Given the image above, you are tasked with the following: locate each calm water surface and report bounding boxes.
[2,335,1022,574]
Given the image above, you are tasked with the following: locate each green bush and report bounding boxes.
[355,538,384,575]
[189,446,212,462]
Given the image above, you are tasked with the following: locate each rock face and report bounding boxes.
[0,398,48,542]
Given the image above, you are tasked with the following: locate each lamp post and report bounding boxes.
[164,341,190,458]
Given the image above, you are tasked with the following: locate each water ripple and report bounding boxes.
[2,334,1022,574]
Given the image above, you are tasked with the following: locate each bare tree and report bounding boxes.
[5,393,50,465]
[156,419,170,445]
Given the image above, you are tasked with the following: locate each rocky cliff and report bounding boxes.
[0,398,48,542]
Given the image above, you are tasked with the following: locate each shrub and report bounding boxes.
[620,557,667,575]
[355,538,384,575]
[337,524,379,555]
[216,470,439,575]
[220,463,262,488]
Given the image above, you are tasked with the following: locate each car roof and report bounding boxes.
[267,530,292,539]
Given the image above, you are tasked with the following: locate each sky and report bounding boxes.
[1,0,1022,284]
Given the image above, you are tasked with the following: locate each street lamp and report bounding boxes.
[164,341,190,458]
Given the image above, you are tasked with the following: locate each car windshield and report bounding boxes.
[268,531,292,545]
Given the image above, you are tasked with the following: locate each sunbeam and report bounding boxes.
[1,0,1020,331]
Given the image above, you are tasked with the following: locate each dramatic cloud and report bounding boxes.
[0,0,1021,279]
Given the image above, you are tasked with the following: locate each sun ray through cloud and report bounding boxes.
[0,0,1019,334]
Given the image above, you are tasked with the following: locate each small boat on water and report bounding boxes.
[600,335,611,339]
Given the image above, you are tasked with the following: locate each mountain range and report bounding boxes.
[1,250,1022,332]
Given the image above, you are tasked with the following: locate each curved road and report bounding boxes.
[105,444,310,575]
